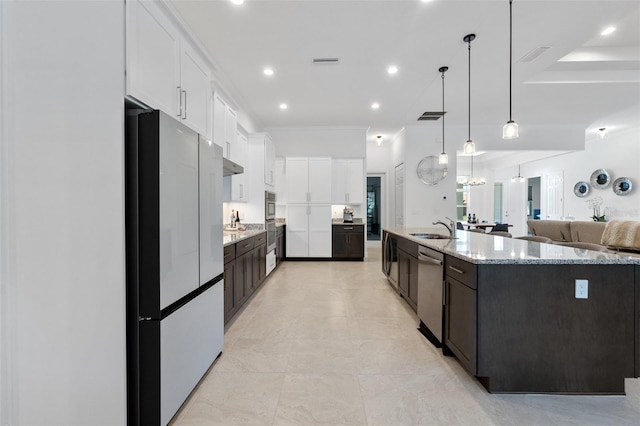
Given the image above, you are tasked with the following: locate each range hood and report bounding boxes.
[223,157,244,176]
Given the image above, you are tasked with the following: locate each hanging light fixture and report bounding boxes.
[503,0,519,139]
[511,165,525,182]
[459,34,485,186]
[463,34,476,155]
[376,135,383,146]
[438,66,449,165]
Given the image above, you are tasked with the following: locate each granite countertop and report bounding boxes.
[332,218,364,224]
[223,229,266,247]
[384,227,640,265]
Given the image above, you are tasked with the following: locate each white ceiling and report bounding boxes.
[168,0,640,146]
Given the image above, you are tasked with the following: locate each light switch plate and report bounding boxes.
[575,279,588,299]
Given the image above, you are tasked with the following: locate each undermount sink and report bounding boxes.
[410,233,452,239]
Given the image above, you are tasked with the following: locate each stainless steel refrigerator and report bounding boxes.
[126,109,224,425]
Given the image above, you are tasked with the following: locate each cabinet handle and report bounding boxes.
[347,193,350,202]
[240,184,243,198]
[343,227,354,230]
[176,86,182,117]
[226,142,231,159]
[182,90,187,119]
[306,192,310,202]
[243,244,251,248]
[448,266,465,275]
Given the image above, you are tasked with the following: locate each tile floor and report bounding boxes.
[173,247,640,425]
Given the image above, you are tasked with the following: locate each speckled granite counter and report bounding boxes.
[223,229,265,247]
[384,227,640,265]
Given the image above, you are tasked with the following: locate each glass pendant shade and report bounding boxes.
[463,140,476,155]
[438,152,449,165]
[503,121,519,139]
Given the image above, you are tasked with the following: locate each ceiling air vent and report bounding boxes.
[312,58,340,65]
[417,111,446,121]
[519,46,551,63]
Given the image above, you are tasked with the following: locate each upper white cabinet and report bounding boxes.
[286,157,332,204]
[179,44,211,137]
[126,0,211,139]
[332,159,364,204]
[213,93,238,161]
[230,132,248,202]
[274,157,286,204]
[248,133,276,189]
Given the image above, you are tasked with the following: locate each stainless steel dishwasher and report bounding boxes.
[417,246,444,347]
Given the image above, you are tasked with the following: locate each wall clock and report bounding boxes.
[416,156,447,185]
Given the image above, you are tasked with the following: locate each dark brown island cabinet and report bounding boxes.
[276,225,285,265]
[397,237,419,312]
[332,224,365,260]
[442,254,639,394]
[223,232,267,324]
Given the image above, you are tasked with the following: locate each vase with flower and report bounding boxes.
[586,196,606,222]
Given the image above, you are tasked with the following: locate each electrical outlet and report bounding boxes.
[575,279,588,299]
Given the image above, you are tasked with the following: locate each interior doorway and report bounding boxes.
[366,175,382,241]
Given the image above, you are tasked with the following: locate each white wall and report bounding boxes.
[1,2,126,424]
[267,127,367,158]
[402,126,457,228]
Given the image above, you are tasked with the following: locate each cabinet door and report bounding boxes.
[286,158,309,204]
[235,252,251,307]
[230,132,248,202]
[286,205,309,257]
[445,277,477,374]
[346,159,364,204]
[274,158,286,205]
[332,229,349,258]
[346,228,365,258]
[398,249,410,297]
[308,157,332,203]
[223,261,236,324]
[408,254,418,308]
[308,204,331,257]
[264,136,275,187]
[225,106,237,154]
[179,43,210,138]
[331,159,348,204]
[212,93,227,155]
[126,0,180,116]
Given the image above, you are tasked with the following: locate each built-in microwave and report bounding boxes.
[265,191,276,221]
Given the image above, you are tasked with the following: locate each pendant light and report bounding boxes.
[438,66,449,165]
[462,34,476,155]
[502,0,519,139]
[511,165,525,182]
[459,34,485,186]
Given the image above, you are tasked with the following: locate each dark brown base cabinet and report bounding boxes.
[276,225,285,265]
[397,237,418,312]
[332,224,364,260]
[223,232,267,325]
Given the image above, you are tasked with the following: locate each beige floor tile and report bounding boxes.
[214,338,291,373]
[175,372,284,425]
[285,339,359,374]
[273,373,367,425]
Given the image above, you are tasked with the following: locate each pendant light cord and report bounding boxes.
[509,0,513,121]
[441,70,445,152]
[468,39,471,141]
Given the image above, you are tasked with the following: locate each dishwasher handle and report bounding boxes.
[417,253,443,266]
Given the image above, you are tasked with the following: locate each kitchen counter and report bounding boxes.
[384,227,640,265]
[223,229,265,247]
[332,218,364,224]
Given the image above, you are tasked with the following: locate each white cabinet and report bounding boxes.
[126,0,212,139]
[230,132,248,202]
[179,44,211,137]
[285,157,332,204]
[199,136,223,284]
[126,0,180,116]
[286,204,331,258]
[213,93,238,161]
[274,157,286,204]
[264,136,276,187]
[332,159,364,204]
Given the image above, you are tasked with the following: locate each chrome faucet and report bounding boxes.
[433,217,456,238]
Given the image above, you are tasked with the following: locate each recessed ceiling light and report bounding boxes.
[279,103,288,110]
[601,26,616,36]
[387,66,398,75]
[371,102,380,110]
[263,67,274,76]
[230,0,244,5]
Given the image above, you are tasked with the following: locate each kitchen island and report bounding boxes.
[383,227,640,395]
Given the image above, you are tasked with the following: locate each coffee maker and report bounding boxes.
[342,206,354,223]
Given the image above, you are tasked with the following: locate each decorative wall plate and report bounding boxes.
[612,177,632,195]
[416,156,447,185]
[590,168,611,189]
[573,181,590,197]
